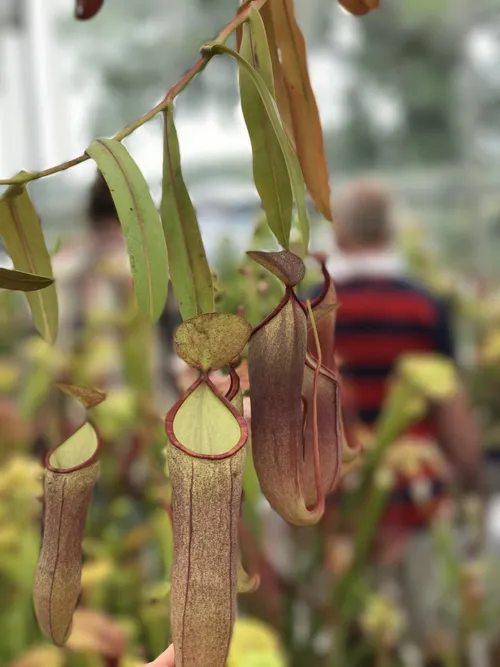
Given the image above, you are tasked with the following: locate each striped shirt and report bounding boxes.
[311,258,455,527]
[334,275,454,434]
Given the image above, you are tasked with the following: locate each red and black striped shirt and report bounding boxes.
[333,276,454,435]
[311,273,455,527]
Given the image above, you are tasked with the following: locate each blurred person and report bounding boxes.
[313,180,482,659]
[323,179,481,496]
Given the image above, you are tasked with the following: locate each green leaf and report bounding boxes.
[86,138,168,322]
[160,106,214,320]
[239,22,293,249]
[0,182,58,343]
[0,267,53,292]
[270,0,332,221]
[205,42,310,251]
[247,6,275,95]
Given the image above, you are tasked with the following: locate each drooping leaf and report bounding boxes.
[86,138,168,322]
[235,0,252,49]
[0,267,53,292]
[122,305,154,395]
[247,250,305,286]
[247,7,275,95]
[269,0,332,221]
[239,22,293,249]
[260,1,294,143]
[75,0,104,20]
[34,423,100,646]
[174,313,252,372]
[0,183,58,343]
[236,3,294,142]
[204,42,311,252]
[161,105,214,320]
[54,383,106,409]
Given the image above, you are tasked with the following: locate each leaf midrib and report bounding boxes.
[7,197,51,338]
[97,139,154,320]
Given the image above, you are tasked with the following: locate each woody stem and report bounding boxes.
[0,0,269,187]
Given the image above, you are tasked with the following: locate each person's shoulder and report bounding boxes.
[392,277,447,309]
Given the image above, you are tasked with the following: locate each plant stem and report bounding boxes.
[0,0,269,187]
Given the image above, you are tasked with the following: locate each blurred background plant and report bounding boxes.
[3,1,500,666]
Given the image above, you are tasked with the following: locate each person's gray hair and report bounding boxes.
[333,179,393,248]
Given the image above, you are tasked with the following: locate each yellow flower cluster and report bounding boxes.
[360,593,404,647]
[227,618,287,667]
[0,455,43,508]
[383,438,448,480]
[398,355,458,401]
[0,455,42,565]
[480,330,500,364]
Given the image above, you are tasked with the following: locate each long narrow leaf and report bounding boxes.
[269,0,332,222]
[205,42,311,251]
[86,138,168,322]
[160,105,213,320]
[235,3,294,143]
[239,21,292,249]
[0,267,53,292]
[0,183,58,343]
[260,1,295,142]
[247,7,275,95]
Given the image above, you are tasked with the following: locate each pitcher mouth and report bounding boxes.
[165,374,248,460]
[251,287,307,338]
[46,422,102,473]
[309,262,332,308]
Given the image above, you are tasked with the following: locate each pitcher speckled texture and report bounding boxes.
[167,444,246,667]
[249,287,323,525]
[166,314,251,667]
[33,423,100,646]
[248,250,325,526]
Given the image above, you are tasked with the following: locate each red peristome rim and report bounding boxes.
[45,419,102,473]
[251,287,307,338]
[307,337,326,518]
[165,374,248,460]
[309,263,332,309]
[303,355,343,495]
[305,353,342,381]
[225,365,241,402]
